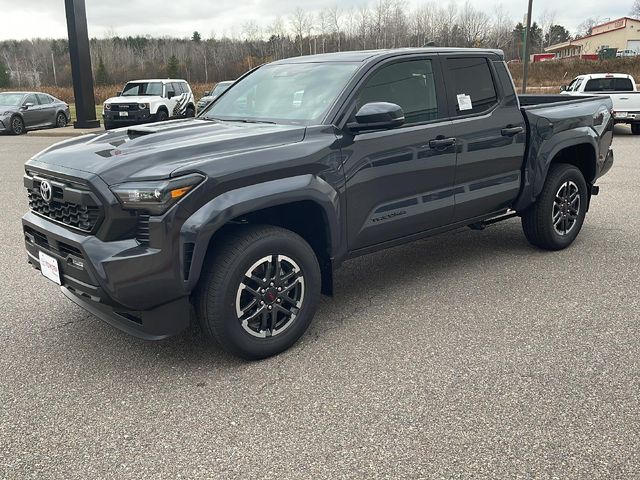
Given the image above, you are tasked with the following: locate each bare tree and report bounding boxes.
[289,7,309,55]
[631,0,640,18]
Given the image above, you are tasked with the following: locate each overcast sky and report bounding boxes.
[0,0,632,41]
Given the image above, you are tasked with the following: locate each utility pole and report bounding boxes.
[64,0,100,128]
[522,0,534,94]
[51,51,57,87]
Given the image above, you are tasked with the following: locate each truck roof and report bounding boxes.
[126,79,188,84]
[575,73,634,80]
[271,48,505,65]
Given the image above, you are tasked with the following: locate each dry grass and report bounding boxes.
[3,58,640,105]
[508,58,640,88]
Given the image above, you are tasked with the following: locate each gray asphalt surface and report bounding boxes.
[1,126,638,479]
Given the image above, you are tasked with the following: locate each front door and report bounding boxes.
[342,57,457,251]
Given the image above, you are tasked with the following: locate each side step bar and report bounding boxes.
[468,211,519,231]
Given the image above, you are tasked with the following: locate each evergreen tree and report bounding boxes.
[95,57,109,85]
[192,31,202,42]
[0,59,9,87]
[166,55,180,77]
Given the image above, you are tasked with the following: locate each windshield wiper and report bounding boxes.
[201,117,277,125]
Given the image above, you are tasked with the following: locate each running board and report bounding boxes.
[468,211,518,230]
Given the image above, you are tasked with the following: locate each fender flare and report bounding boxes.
[514,127,599,211]
[180,174,341,290]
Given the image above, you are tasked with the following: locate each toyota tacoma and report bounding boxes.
[22,48,614,359]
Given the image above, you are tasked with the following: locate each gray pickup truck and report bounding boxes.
[22,48,614,359]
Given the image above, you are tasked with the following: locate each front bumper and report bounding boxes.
[22,211,191,340]
[103,109,154,126]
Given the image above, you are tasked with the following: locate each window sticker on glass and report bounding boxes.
[457,93,472,111]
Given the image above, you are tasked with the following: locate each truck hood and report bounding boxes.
[104,96,162,104]
[28,119,307,185]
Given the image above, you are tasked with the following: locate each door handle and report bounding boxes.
[428,137,456,149]
[501,126,524,137]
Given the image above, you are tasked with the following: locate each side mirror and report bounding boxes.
[560,85,567,92]
[203,91,210,97]
[22,102,34,110]
[115,91,121,97]
[167,90,175,99]
[347,102,405,133]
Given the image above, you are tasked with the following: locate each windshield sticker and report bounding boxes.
[457,94,472,111]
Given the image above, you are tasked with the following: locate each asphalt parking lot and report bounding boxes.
[1,126,638,479]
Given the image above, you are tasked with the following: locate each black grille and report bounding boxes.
[110,103,140,112]
[28,190,100,232]
[137,213,150,244]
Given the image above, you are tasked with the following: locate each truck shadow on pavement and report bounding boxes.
[44,217,564,368]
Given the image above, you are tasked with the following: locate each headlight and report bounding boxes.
[139,103,148,109]
[111,174,204,215]
[104,104,111,111]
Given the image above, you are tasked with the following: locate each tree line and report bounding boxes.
[1,1,577,89]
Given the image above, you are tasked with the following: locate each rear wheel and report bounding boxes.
[196,225,321,360]
[522,163,588,250]
[10,116,25,135]
[186,106,196,118]
[55,112,67,128]
[631,123,640,135]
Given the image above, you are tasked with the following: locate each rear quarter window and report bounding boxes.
[446,57,498,115]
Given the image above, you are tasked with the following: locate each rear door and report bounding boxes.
[441,55,526,222]
[341,55,457,251]
[36,94,57,126]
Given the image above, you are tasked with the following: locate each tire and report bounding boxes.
[185,106,196,118]
[522,163,588,250]
[55,112,67,128]
[104,121,115,131]
[10,115,25,135]
[196,225,321,360]
[631,123,640,135]
[156,109,168,122]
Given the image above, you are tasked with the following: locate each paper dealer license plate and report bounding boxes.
[39,251,61,285]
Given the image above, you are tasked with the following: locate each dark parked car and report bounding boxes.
[22,48,613,359]
[196,80,234,111]
[0,92,70,135]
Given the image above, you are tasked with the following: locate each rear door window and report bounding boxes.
[354,59,441,125]
[445,57,498,116]
[36,94,53,104]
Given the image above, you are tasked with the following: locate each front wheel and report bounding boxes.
[10,116,25,135]
[521,164,588,250]
[155,110,168,122]
[196,225,321,360]
[185,106,195,118]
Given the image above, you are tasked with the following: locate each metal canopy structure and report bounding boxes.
[64,0,100,128]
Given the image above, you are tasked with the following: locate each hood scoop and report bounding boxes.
[127,126,157,139]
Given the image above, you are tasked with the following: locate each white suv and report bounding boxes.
[102,79,195,130]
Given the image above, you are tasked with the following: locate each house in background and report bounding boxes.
[545,17,640,59]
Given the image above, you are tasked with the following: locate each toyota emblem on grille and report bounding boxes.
[40,180,53,203]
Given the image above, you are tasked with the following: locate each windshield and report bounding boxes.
[211,83,231,97]
[121,82,163,96]
[203,62,360,125]
[0,93,24,107]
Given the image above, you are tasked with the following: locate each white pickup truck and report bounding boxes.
[561,73,640,134]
